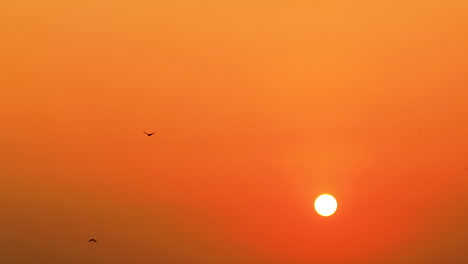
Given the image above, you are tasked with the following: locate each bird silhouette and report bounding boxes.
[144,131,155,136]
[88,239,97,243]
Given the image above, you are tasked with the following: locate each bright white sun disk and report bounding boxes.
[314,194,338,217]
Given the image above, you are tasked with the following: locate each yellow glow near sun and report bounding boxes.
[314,194,338,217]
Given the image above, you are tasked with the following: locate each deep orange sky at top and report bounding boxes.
[1,0,468,263]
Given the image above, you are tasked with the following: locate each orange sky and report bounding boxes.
[1,0,468,263]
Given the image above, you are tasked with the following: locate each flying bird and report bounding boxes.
[88,239,97,243]
[144,131,156,136]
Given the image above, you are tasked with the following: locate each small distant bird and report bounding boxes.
[144,131,156,136]
[88,239,97,243]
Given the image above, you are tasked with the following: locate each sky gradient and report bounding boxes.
[1,0,468,263]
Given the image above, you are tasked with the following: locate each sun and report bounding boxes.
[314,194,338,217]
